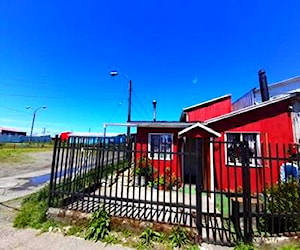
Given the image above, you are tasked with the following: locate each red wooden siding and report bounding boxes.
[136,127,182,178]
[210,99,294,193]
[187,95,232,122]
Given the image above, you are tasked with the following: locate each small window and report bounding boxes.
[225,132,260,166]
[148,133,173,160]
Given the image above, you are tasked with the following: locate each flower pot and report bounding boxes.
[134,175,146,186]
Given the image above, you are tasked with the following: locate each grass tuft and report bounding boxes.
[13,185,50,229]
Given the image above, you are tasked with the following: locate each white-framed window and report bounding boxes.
[148,133,173,160]
[225,132,261,166]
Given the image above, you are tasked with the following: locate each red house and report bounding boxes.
[106,75,300,193]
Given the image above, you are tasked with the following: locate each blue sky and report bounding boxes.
[0,1,299,136]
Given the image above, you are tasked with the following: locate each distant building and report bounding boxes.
[60,131,126,144]
[0,127,26,136]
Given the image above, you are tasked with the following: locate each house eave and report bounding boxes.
[178,122,221,138]
[104,122,194,129]
[205,93,299,125]
[183,94,231,112]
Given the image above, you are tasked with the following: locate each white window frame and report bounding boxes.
[148,133,173,160]
[225,132,261,167]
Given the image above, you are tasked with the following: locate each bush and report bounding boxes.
[85,209,110,242]
[139,227,162,247]
[14,186,50,229]
[262,179,300,233]
[22,185,49,205]
[14,201,48,229]
[169,226,191,248]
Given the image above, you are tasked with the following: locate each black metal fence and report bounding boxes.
[48,136,300,246]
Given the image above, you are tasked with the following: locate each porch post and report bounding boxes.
[209,138,215,193]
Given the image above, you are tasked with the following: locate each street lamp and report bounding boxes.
[109,71,132,139]
[26,106,47,143]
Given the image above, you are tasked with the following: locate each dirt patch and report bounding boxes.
[0,151,53,178]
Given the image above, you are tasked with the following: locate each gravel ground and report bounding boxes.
[0,151,53,178]
[0,151,54,203]
[0,151,233,250]
[0,151,131,250]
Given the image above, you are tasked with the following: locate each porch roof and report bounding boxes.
[178,122,221,138]
[104,121,194,128]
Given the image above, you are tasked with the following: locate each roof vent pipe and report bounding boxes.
[152,100,157,122]
[258,69,270,102]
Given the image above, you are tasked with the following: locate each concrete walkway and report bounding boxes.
[0,224,130,250]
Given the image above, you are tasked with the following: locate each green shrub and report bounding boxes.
[262,180,300,233]
[169,226,191,248]
[22,185,50,205]
[14,186,51,229]
[13,201,48,229]
[139,227,162,247]
[85,209,110,242]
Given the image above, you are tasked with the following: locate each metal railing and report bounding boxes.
[48,136,300,246]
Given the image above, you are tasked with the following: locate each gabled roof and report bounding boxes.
[180,94,231,121]
[183,94,231,111]
[0,127,26,133]
[178,122,221,138]
[205,92,300,125]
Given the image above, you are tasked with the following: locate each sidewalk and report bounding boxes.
[0,224,130,250]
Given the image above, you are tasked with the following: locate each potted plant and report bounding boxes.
[133,155,153,186]
[153,175,165,190]
[133,167,145,186]
[169,173,182,190]
[151,168,182,190]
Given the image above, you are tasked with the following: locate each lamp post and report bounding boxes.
[26,106,47,143]
[110,71,132,139]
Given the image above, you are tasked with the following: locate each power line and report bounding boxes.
[0,93,121,101]
[132,90,151,120]
[107,100,124,123]
[0,105,31,115]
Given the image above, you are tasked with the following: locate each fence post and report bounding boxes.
[48,135,59,208]
[195,138,204,243]
[241,142,252,243]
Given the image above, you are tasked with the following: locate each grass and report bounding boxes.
[13,185,50,229]
[179,185,197,195]
[215,193,230,218]
[234,241,300,250]
[14,186,199,249]
[0,143,53,163]
[15,186,300,250]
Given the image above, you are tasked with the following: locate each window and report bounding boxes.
[225,132,260,166]
[148,133,173,160]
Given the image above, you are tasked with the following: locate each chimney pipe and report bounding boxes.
[152,100,157,122]
[258,69,270,102]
